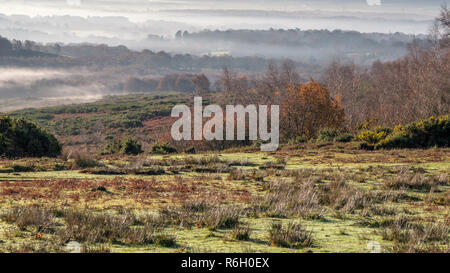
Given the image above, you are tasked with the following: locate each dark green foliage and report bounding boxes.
[150,142,178,154]
[287,136,307,145]
[335,133,354,143]
[102,140,122,155]
[0,116,61,158]
[102,137,143,155]
[120,138,144,155]
[12,164,35,172]
[358,116,450,149]
[317,128,340,142]
[377,116,449,149]
[317,128,355,143]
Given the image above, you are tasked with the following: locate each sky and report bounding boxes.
[0,0,447,45]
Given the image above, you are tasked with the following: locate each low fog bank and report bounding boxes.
[0,1,440,49]
[0,67,120,112]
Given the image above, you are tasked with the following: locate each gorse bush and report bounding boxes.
[359,116,450,149]
[378,116,449,149]
[150,142,178,154]
[120,138,144,155]
[317,128,340,142]
[316,128,354,143]
[0,116,61,158]
[102,137,143,155]
[335,133,354,143]
[358,127,392,144]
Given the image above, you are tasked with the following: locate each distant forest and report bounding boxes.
[0,26,439,111]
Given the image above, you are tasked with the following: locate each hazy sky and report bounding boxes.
[0,0,447,45]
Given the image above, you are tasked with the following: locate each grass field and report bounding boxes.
[0,143,448,253]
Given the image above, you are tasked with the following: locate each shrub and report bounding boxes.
[358,127,392,144]
[377,116,449,149]
[0,116,61,158]
[281,79,345,139]
[383,173,445,191]
[201,206,241,231]
[358,116,450,149]
[317,128,340,142]
[232,224,251,241]
[1,207,56,233]
[73,153,101,169]
[102,137,143,155]
[319,178,370,213]
[150,142,178,154]
[335,133,354,143]
[261,180,323,218]
[287,136,307,145]
[120,138,143,155]
[269,221,313,248]
[154,234,177,248]
[60,210,134,244]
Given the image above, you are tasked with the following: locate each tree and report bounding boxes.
[157,74,179,91]
[175,74,196,93]
[281,79,345,139]
[219,67,250,105]
[192,74,211,96]
[102,137,143,155]
[322,62,372,131]
[0,36,12,55]
[255,60,302,105]
[430,5,450,47]
[175,30,183,39]
[0,116,61,158]
[438,5,450,34]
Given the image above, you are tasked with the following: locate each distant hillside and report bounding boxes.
[7,93,190,151]
[0,35,56,58]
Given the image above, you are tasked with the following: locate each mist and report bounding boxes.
[0,0,446,48]
[0,0,447,111]
[0,68,111,111]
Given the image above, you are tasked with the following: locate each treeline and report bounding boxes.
[213,7,450,142]
[0,35,277,73]
[0,35,55,58]
[323,42,450,130]
[123,73,212,93]
[178,28,420,48]
[175,28,426,64]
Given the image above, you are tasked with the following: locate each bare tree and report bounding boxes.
[192,73,211,96]
[219,67,250,105]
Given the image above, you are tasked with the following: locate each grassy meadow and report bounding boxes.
[0,141,448,253]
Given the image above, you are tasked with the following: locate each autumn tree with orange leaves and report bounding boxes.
[281,79,345,139]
